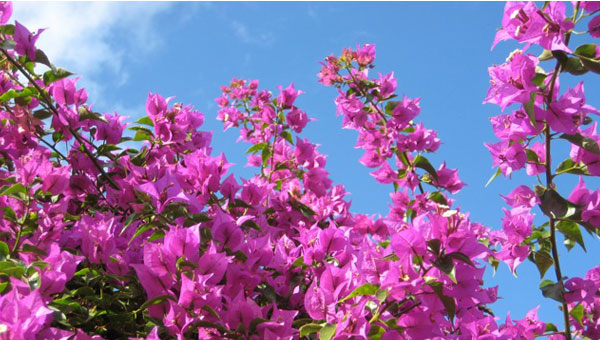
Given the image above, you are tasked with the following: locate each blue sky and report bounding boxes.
[14,2,600,327]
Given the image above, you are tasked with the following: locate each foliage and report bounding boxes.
[0,1,599,340]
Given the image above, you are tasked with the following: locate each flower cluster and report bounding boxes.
[0,1,600,340]
[485,1,600,338]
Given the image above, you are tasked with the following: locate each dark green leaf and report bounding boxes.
[556,220,586,252]
[579,56,600,75]
[427,239,441,255]
[78,107,108,123]
[535,185,577,219]
[561,133,600,155]
[532,250,553,279]
[339,283,379,303]
[447,252,476,267]
[43,67,73,85]
[34,49,53,69]
[564,57,588,75]
[525,149,540,163]
[552,50,569,68]
[429,281,457,321]
[136,294,175,312]
[0,241,8,261]
[555,158,589,175]
[413,155,438,180]
[129,224,154,244]
[21,243,48,256]
[574,44,597,58]
[33,109,53,120]
[539,280,564,303]
[524,92,537,130]
[545,323,558,332]
[280,130,294,145]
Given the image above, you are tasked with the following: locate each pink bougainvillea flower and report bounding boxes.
[14,21,45,60]
[484,51,538,111]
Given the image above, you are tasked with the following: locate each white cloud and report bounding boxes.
[231,20,274,46]
[12,2,172,100]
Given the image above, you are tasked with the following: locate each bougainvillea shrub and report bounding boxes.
[0,1,599,339]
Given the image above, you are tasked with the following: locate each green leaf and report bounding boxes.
[319,323,337,340]
[202,305,221,320]
[428,192,448,206]
[539,280,564,303]
[78,107,108,123]
[545,323,558,332]
[524,92,537,130]
[579,56,600,74]
[0,88,36,103]
[434,255,456,283]
[299,323,322,337]
[133,130,152,141]
[149,230,165,241]
[246,142,267,154]
[0,182,26,196]
[367,324,385,340]
[378,253,400,261]
[0,241,8,261]
[561,133,600,155]
[129,224,154,245]
[291,256,308,268]
[525,149,540,163]
[21,243,48,256]
[447,252,476,267]
[135,116,154,127]
[280,130,294,145]
[555,158,589,176]
[33,109,53,120]
[574,44,597,58]
[538,49,554,61]
[570,303,584,326]
[261,147,271,166]
[552,50,569,68]
[485,168,502,187]
[535,185,578,219]
[34,49,53,69]
[564,57,588,75]
[339,283,379,303]
[427,239,441,255]
[413,155,438,180]
[43,67,73,85]
[532,73,547,87]
[136,294,174,312]
[376,288,390,303]
[0,39,16,49]
[429,281,457,321]
[532,250,553,279]
[556,220,586,252]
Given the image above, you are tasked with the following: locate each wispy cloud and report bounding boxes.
[231,20,274,46]
[13,2,172,100]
